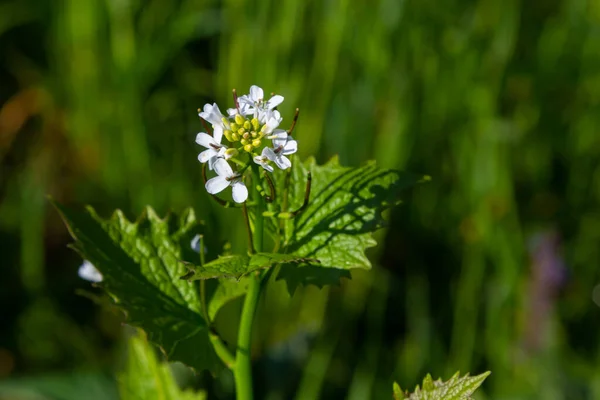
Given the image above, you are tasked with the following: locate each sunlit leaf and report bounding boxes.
[52,201,221,373]
[395,371,491,400]
[273,156,427,294]
[180,252,316,281]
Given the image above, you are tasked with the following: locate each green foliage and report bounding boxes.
[273,157,427,294]
[394,371,491,400]
[0,373,117,400]
[181,253,317,281]
[119,332,206,400]
[52,201,221,373]
[208,277,249,320]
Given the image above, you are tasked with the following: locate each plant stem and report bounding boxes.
[210,331,236,369]
[234,273,261,399]
[199,235,209,324]
[234,166,264,400]
[200,234,236,369]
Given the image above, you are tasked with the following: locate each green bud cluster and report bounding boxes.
[223,114,268,153]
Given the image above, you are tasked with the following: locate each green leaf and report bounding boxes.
[208,278,250,321]
[276,264,351,295]
[52,201,221,373]
[180,252,316,281]
[119,332,206,400]
[393,382,405,400]
[273,157,427,293]
[396,371,491,400]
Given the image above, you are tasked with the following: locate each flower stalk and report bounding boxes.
[233,165,265,399]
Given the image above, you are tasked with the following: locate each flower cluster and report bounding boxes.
[196,85,298,203]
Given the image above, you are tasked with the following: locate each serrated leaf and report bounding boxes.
[399,371,491,400]
[52,201,221,373]
[274,157,427,293]
[276,264,350,295]
[208,278,250,320]
[393,382,405,400]
[119,332,206,400]
[181,252,316,281]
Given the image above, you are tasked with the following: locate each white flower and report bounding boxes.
[205,158,248,203]
[253,147,275,173]
[199,103,226,128]
[78,260,103,283]
[260,111,283,136]
[237,85,284,120]
[196,126,227,169]
[254,133,298,171]
[269,134,298,170]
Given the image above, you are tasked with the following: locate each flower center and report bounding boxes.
[222,115,266,153]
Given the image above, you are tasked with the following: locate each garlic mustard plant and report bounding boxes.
[52,84,468,400]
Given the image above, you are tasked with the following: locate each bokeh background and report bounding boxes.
[1,0,600,398]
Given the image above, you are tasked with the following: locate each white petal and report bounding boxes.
[269,129,288,140]
[282,138,298,155]
[231,181,249,203]
[227,107,238,116]
[213,158,234,178]
[271,110,282,123]
[198,149,216,163]
[208,155,222,170]
[263,163,274,173]
[78,260,103,283]
[196,132,215,148]
[199,103,224,126]
[205,176,229,194]
[191,234,201,253]
[266,95,284,109]
[271,133,288,148]
[253,154,274,172]
[249,85,264,102]
[274,155,292,170]
[263,147,277,162]
[213,125,223,144]
[262,116,280,134]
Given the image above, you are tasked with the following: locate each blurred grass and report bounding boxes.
[1,0,600,398]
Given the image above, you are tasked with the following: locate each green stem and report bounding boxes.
[234,166,265,400]
[234,273,261,399]
[201,234,236,369]
[210,331,236,369]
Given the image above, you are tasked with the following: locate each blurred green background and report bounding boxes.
[1,0,600,398]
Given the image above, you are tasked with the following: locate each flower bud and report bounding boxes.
[252,139,261,147]
[251,118,259,131]
[243,121,251,130]
[225,148,239,158]
[230,123,239,131]
[235,114,245,125]
[224,130,234,142]
[243,132,250,140]
[241,138,249,145]
[244,144,253,152]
